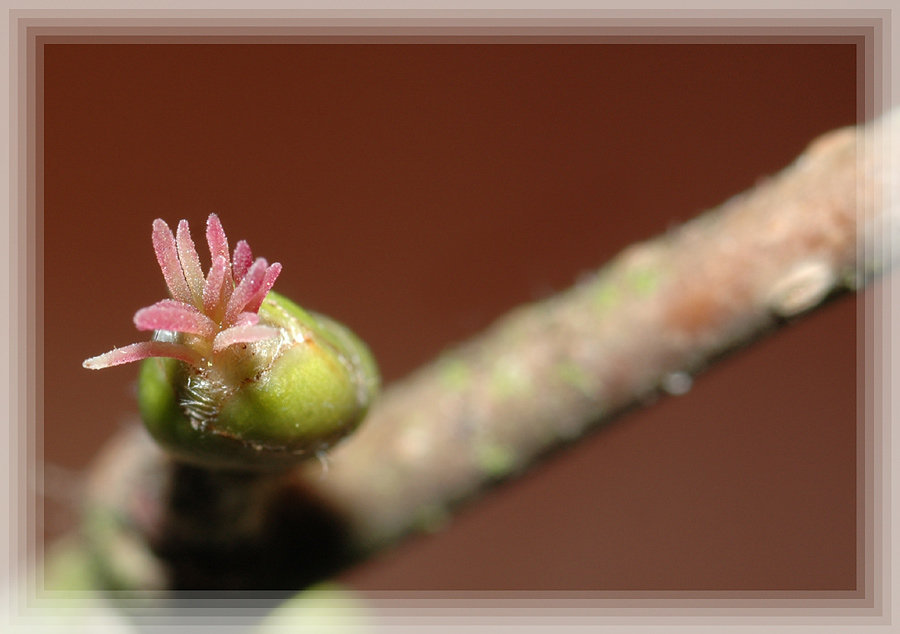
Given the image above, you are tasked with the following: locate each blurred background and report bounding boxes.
[41,39,860,592]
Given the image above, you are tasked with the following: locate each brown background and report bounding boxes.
[41,39,860,592]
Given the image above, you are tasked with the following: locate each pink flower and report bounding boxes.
[84,214,282,370]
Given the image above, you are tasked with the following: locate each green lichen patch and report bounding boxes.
[474,442,517,479]
[554,360,593,396]
[626,265,661,296]
[489,358,531,399]
[438,356,472,391]
[590,279,620,311]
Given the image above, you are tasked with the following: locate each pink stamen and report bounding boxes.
[244,263,282,314]
[213,324,279,353]
[152,219,191,303]
[224,258,267,324]
[83,341,203,369]
[232,312,260,328]
[134,299,217,338]
[176,219,205,306]
[203,255,229,318]
[232,240,253,284]
[206,214,231,284]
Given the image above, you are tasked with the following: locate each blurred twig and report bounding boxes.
[80,109,896,594]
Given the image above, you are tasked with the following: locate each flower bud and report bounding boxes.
[138,292,377,470]
[84,215,379,470]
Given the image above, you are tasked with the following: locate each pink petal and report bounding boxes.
[224,258,267,324]
[134,300,217,337]
[176,219,205,306]
[152,219,192,303]
[203,255,229,318]
[232,240,253,284]
[212,324,279,353]
[83,341,203,369]
[244,262,282,314]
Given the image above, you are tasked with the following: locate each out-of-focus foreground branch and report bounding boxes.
[77,110,895,598]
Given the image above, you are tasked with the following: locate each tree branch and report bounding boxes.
[81,110,896,594]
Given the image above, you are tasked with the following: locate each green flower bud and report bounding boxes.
[84,215,379,471]
[138,292,378,470]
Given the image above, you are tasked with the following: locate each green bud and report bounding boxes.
[138,292,378,471]
[84,215,379,471]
